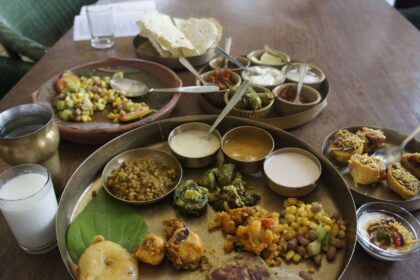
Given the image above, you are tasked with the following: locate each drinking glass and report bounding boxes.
[86,5,115,49]
[0,164,58,254]
[0,104,62,193]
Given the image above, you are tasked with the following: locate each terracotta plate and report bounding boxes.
[33,57,182,145]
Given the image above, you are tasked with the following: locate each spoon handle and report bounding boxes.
[400,126,420,151]
[224,36,232,68]
[208,80,250,136]
[214,47,246,70]
[150,85,219,94]
[178,57,208,85]
[295,64,307,103]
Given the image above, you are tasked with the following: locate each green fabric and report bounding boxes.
[400,7,420,30]
[0,0,97,60]
[0,57,33,99]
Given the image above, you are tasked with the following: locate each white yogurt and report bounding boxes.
[0,173,57,249]
[264,152,320,187]
[242,66,284,86]
[286,68,320,83]
[170,129,220,158]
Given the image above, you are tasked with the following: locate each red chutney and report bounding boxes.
[204,69,236,90]
[278,85,310,103]
[367,218,407,250]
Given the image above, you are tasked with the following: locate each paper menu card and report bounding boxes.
[73,1,157,41]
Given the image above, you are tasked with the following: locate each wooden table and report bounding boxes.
[1,0,419,279]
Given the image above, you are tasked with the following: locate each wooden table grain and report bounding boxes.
[1,0,419,279]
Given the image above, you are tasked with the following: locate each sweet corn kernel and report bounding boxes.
[322,216,333,225]
[296,200,304,207]
[338,230,346,238]
[285,250,295,260]
[292,253,302,263]
[302,218,310,226]
[310,222,318,230]
[301,226,309,234]
[288,198,298,205]
[291,222,299,230]
[340,224,347,231]
[324,225,331,232]
[288,205,297,214]
[285,214,296,223]
[297,207,306,216]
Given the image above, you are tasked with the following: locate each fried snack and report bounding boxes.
[135,233,166,265]
[209,206,285,266]
[387,162,420,199]
[329,130,364,163]
[77,235,138,280]
[348,154,386,185]
[356,127,386,153]
[401,153,420,179]
[163,219,205,270]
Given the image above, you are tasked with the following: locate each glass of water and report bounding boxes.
[86,5,115,49]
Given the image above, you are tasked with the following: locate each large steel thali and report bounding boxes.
[57,115,357,279]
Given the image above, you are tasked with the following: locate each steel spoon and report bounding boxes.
[294,63,308,104]
[373,126,420,166]
[207,80,250,137]
[110,78,219,97]
[224,36,232,68]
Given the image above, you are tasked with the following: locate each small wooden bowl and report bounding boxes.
[273,83,321,116]
[197,70,241,107]
[224,85,274,119]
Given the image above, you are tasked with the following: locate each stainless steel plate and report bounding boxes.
[133,35,217,70]
[321,126,420,211]
[102,148,183,205]
[57,116,357,279]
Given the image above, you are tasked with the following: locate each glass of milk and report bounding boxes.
[0,164,58,254]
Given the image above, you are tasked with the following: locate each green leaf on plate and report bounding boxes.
[67,188,148,263]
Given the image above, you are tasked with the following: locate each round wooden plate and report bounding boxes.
[33,57,182,145]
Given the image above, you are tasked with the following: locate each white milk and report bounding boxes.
[265,152,320,187]
[170,129,220,158]
[0,173,57,249]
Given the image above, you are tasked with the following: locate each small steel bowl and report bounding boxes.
[282,63,326,89]
[264,148,322,197]
[102,148,183,205]
[356,202,420,261]
[241,66,286,89]
[247,49,291,68]
[168,122,222,168]
[222,126,274,174]
[197,70,242,107]
[209,56,251,72]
